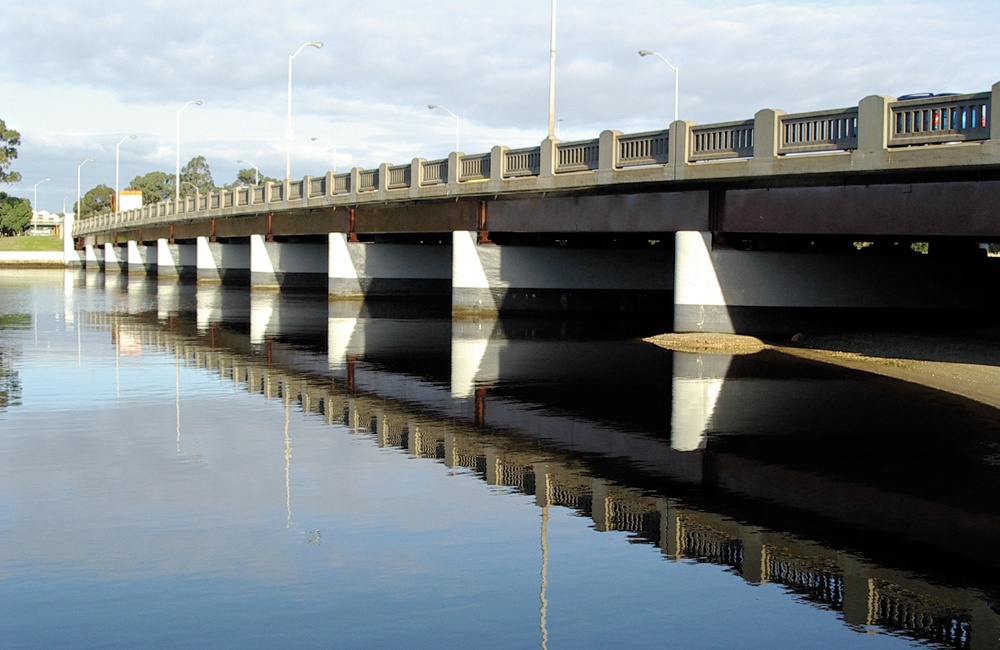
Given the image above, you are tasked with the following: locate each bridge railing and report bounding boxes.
[556,138,600,172]
[72,82,1000,238]
[504,146,541,177]
[618,129,670,167]
[387,164,411,189]
[358,169,377,192]
[421,158,448,186]
[779,107,859,154]
[690,119,755,161]
[889,91,991,146]
[460,153,490,182]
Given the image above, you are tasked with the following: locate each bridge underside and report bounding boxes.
[78,175,1000,336]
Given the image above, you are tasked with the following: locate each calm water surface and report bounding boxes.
[1,270,999,649]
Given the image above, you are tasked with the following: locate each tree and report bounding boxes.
[129,171,173,205]
[0,192,31,235]
[179,156,215,196]
[77,184,114,218]
[228,167,278,188]
[0,119,21,185]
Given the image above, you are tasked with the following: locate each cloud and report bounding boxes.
[2,0,999,210]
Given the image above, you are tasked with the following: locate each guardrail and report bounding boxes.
[889,92,991,146]
[780,107,858,154]
[74,85,999,238]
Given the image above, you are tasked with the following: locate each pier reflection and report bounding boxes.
[85,279,1000,649]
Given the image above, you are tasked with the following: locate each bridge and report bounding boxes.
[70,84,1000,335]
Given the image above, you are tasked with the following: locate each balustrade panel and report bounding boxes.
[618,130,670,167]
[890,92,991,146]
[690,120,755,161]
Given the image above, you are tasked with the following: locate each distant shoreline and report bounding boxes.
[0,252,66,267]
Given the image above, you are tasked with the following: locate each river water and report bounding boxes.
[1,269,999,649]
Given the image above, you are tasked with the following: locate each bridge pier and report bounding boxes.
[675,231,1000,336]
[451,231,674,316]
[327,233,451,300]
[103,243,126,274]
[250,235,328,290]
[196,236,250,285]
[157,239,196,280]
[126,241,156,276]
[84,244,103,271]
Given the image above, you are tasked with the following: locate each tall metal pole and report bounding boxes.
[77,158,94,218]
[547,0,557,139]
[237,160,260,185]
[175,100,203,202]
[33,178,50,227]
[286,41,324,181]
[639,50,680,125]
[428,104,460,153]
[115,134,136,212]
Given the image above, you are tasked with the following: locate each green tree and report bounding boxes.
[0,192,31,235]
[227,167,278,188]
[0,119,21,185]
[180,156,215,196]
[77,184,114,218]
[128,171,173,205]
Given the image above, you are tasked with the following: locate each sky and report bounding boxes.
[1,0,998,213]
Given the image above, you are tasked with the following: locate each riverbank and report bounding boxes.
[646,330,1000,410]
[0,251,65,267]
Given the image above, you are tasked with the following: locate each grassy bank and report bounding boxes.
[0,235,63,252]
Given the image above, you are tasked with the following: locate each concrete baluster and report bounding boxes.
[668,120,694,181]
[857,94,892,158]
[489,145,507,192]
[597,129,621,184]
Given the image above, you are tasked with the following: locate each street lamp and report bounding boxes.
[427,104,460,153]
[33,178,50,231]
[176,100,203,202]
[181,181,201,209]
[115,134,136,212]
[639,49,679,125]
[237,159,261,185]
[286,41,324,181]
[548,0,557,138]
[77,158,94,219]
[309,137,337,173]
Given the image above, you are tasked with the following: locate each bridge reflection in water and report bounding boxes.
[76,271,1000,649]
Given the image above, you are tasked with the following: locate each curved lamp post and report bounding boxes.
[33,178,50,229]
[286,41,324,181]
[237,159,261,185]
[639,49,679,125]
[176,100,203,202]
[428,104,460,153]
[115,134,136,212]
[77,158,95,218]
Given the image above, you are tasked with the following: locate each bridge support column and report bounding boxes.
[451,231,674,316]
[328,232,451,300]
[103,243,126,274]
[62,213,83,268]
[250,234,327,290]
[675,230,1000,336]
[84,244,103,271]
[196,236,250,285]
[126,241,156,276]
[157,239,196,280]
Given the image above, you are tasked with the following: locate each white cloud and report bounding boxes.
[2,0,998,211]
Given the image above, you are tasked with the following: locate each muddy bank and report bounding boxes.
[645,331,1000,410]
